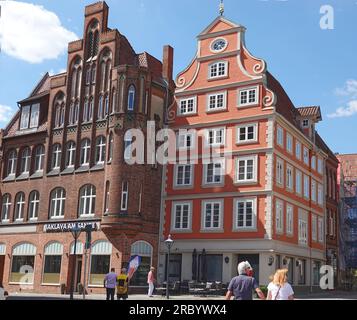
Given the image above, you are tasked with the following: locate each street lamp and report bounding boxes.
[70,224,82,300]
[164,234,174,300]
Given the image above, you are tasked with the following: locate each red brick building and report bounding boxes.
[0,2,174,294]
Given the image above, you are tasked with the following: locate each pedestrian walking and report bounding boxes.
[104,268,117,301]
[267,269,294,300]
[147,266,155,297]
[225,261,265,300]
[117,268,129,300]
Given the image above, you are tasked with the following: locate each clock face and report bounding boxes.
[212,39,227,52]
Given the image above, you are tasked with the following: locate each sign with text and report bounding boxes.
[43,221,100,233]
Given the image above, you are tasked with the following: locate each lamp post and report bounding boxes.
[164,234,174,300]
[70,224,82,300]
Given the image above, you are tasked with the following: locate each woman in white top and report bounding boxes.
[267,269,294,300]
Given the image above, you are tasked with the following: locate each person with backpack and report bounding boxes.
[225,261,265,300]
[267,269,294,300]
[116,268,129,300]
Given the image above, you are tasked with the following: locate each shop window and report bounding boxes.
[89,255,110,286]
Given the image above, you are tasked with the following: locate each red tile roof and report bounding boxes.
[137,52,163,82]
[296,106,322,120]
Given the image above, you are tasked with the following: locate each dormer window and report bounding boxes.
[20,104,40,130]
[302,119,309,128]
[209,61,228,79]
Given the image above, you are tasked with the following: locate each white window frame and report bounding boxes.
[286,133,293,154]
[1,194,11,222]
[172,202,192,232]
[318,217,324,243]
[178,97,197,116]
[206,91,227,112]
[275,199,284,234]
[318,158,323,174]
[236,123,258,144]
[95,136,106,164]
[233,198,257,231]
[296,141,301,160]
[50,188,66,219]
[20,148,31,174]
[28,191,39,221]
[276,157,284,186]
[318,184,323,206]
[312,215,317,242]
[52,144,62,170]
[14,193,25,222]
[303,175,310,199]
[174,164,194,188]
[277,125,284,147]
[7,150,17,176]
[311,156,316,170]
[298,219,308,246]
[201,200,224,231]
[34,146,45,172]
[286,204,294,236]
[205,127,226,147]
[80,139,91,166]
[303,147,309,166]
[296,169,302,195]
[302,119,309,128]
[238,86,259,108]
[311,179,317,203]
[235,155,258,184]
[177,131,195,150]
[66,142,76,168]
[286,164,293,191]
[203,160,225,186]
[208,61,228,79]
[79,185,96,217]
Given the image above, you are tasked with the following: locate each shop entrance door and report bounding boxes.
[74,258,82,292]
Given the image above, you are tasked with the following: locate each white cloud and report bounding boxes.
[328,79,357,118]
[0,104,16,124]
[0,1,78,63]
[328,100,357,118]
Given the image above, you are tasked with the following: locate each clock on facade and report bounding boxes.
[211,38,227,52]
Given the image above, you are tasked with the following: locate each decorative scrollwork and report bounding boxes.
[263,89,276,107]
[176,76,186,88]
[166,100,177,123]
[253,61,265,74]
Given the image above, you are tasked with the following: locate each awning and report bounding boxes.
[44,242,63,255]
[12,243,37,256]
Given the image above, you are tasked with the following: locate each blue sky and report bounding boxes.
[0,0,356,154]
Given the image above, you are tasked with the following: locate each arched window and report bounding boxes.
[86,20,99,59]
[65,141,76,168]
[111,89,116,114]
[20,147,31,174]
[130,241,153,286]
[28,191,39,220]
[89,240,112,286]
[34,145,45,172]
[14,192,25,221]
[127,85,135,111]
[104,181,110,214]
[79,184,96,217]
[69,103,75,125]
[7,150,17,176]
[43,242,63,285]
[10,243,36,284]
[93,30,99,57]
[1,194,11,222]
[104,95,109,116]
[97,95,104,120]
[71,58,82,99]
[89,98,94,121]
[91,65,96,84]
[108,132,114,162]
[74,102,79,124]
[80,139,91,166]
[53,93,65,128]
[83,99,89,122]
[95,136,106,164]
[50,188,66,219]
[51,144,62,170]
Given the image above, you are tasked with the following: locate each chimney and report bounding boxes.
[162,45,174,82]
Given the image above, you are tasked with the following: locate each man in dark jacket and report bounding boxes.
[225,261,265,300]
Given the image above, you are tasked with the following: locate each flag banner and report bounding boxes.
[127,255,141,279]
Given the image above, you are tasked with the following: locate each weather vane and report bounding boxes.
[219,0,224,16]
